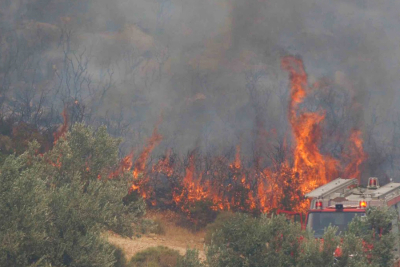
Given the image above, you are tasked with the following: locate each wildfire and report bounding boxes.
[53,108,69,144]
[108,151,134,179]
[281,56,340,210]
[344,130,367,182]
[173,154,211,210]
[42,108,69,169]
[230,145,242,170]
[119,55,368,216]
[133,127,162,179]
[129,126,163,201]
[152,149,174,177]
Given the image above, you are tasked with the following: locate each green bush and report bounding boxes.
[112,245,128,267]
[177,249,204,267]
[206,209,396,267]
[148,218,167,235]
[129,246,182,267]
[206,213,304,267]
[0,124,145,267]
[204,212,235,244]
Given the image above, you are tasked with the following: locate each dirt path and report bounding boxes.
[107,212,206,261]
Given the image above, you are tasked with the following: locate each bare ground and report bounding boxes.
[106,211,206,261]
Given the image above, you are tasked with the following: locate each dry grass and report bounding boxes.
[107,210,206,262]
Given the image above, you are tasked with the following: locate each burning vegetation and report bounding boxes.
[23,55,367,223]
[53,108,69,145]
[99,56,368,221]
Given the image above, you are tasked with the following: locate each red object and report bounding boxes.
[334,246,343,257]
[369,177,378,187]
[315,201,323,209]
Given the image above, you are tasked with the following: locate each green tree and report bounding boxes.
[206,214,304,267]
[0,124,145,267]
[344,206,396,267]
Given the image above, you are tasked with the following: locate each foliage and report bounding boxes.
[206,209,397,267]
[134,218,167,236]
[204,212,236,245]
[112,245,129,267]
[177,249,204,267]
[0,124,145,267]
[0,119,51,165]
[129,246,182,267]
[206,214,304,267]
[147,218,167,235]
[129,247,204,267]
[345,206,397,267]
[178,199,218,231]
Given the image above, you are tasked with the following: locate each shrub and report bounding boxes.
[178,199,218,231]
[206,213,304,267]
[129,246,182,267]
[0,124,145,267]
[112,245,128,267]
[148,218,167,235]
[177,249,204,267]
[204,212,235,244]
[206,209,396,267]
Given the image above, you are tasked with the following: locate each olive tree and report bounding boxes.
[0,124,145,267]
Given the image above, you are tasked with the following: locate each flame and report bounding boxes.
[115,56,367,219]
[344,129,368,182]
[53,108,69,144]
[278,56,340,212]
[30,56,367,221]
[152,149,174,177]
[133,127,162,179]
[39,109,69,169]
[173,154,212,213]
[130,126,163,201]
[283,56,338,184]
[108,151,134,179]
[230,145,242,170]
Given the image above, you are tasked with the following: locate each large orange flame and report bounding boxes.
[130,126,163,201]
[282,56,339,199]
[120,56,368,218]
[173,154,211,209]
[133,127,163,179]
[344,129,367,182]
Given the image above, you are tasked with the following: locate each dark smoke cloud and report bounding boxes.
[1,0,400,175]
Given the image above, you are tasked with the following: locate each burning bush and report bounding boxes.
[177,199,218,230]
[109,56,368,226]
[0,117,52,162]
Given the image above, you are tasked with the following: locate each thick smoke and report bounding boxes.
[1,0,400,178]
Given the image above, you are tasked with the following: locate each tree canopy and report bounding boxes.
[0,124,145,267]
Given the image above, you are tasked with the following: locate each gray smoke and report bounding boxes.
[1,0,400,177]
